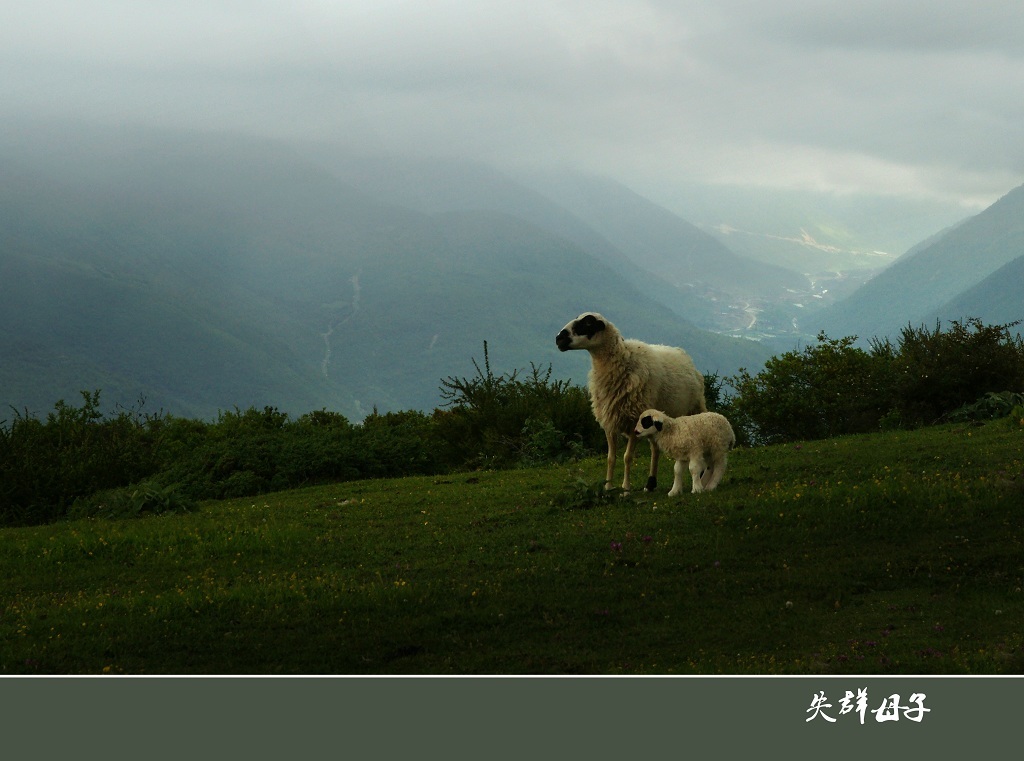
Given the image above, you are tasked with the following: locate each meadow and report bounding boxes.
[2,414,1022,675]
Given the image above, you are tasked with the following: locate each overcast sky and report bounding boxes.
[4,0,1023,212]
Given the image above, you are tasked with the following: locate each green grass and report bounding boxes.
[3,418,1023,675]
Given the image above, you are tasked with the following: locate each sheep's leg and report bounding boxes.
[645,439,660,492]
[704,453,728,491]
[604,430,618,491]
[689,456,706,493]
[620,432,637,493]
[700,463,715,490]
[700,450,716,489]
[668,459,686,497]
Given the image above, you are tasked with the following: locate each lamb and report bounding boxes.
[556,312,707,493]
[633,409,735,495]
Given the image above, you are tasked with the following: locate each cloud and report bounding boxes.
[734,0,1024,53]
[2,0,1022,210]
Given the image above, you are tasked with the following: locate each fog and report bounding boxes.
[4,0,1023,231]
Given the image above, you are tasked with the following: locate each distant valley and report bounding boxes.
[2,125,773,420]
[811,184,1024,344]
[2,122,1019,421]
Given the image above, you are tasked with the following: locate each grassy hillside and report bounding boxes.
[3,417,1022,675]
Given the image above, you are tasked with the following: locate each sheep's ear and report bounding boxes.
[654,419,663,432]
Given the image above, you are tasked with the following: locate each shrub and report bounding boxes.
[702,372,728,413]
[727,334,893,444]
[0,391,162,525]
[726,318,1024,443]
[69,481,197,520]
[943,391,1024,423]
[434,342,603,468]
[158,407,362,500]
[884,319,1024,427]
[358,408,445,477]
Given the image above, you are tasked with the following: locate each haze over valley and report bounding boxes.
[2,1,1022,420]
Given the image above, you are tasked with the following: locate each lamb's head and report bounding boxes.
[634,409,668,439]
[556,312,613,352]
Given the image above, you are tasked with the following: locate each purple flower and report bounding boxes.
[610,541,623,552]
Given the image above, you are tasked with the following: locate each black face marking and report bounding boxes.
[655,419,663,431]
[555,328,572,351]
[572,314,605,339]
[640,415,654,429]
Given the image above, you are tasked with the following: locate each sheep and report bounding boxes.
[556,312,706,493]
[633,409,735,495]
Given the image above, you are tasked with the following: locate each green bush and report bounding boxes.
[884,319,1024,427]
[0,391,161,524]
[69,481,197,520]
[701,371,728,413]
[727,334,893,444]
[358,408,445,477]
[944,391,1024,423]
[434,342,603,468]
[727,319,1024,444]
[2,354,600,524]
[156,406,440,500]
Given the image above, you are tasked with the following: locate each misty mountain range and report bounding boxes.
[811,183,1024,344]
[1,123,1021,420]
[2,124,771,420]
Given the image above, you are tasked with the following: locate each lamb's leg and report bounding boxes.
[700,449,715,488]
[604,430,618,491]
[689,456,706,493]
[700,463,715,490]
[668,459,686,497]
[704,453,728,491]
[645,438,660,492]
[620,432,637,493]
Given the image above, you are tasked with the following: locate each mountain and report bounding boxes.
[927,254,1024,331]
[519,171,816,336]
[811,183,1024,343]
[0,124,770,420]
[510,171,807,298]
[654,181,971,276]
[318,153,819,340]
[316,153,638,274]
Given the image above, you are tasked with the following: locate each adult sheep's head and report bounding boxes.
[556,312,610,352]
[633,409,667,438]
